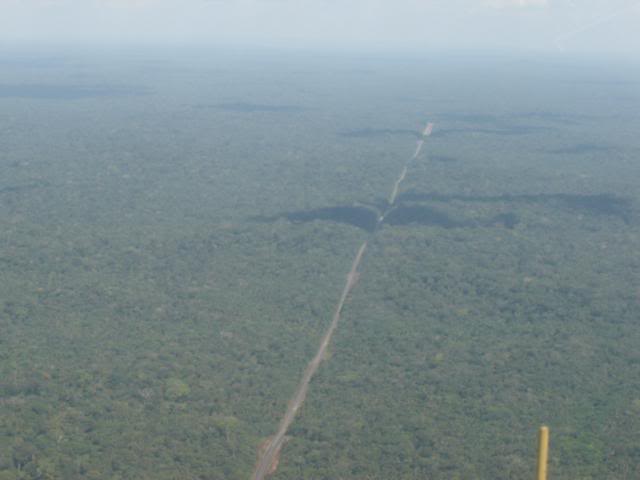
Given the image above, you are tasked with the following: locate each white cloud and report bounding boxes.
[101,0,160,7]
[484,0,548,8]
[1,0,638,55]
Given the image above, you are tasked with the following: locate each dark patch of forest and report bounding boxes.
[399,191,634,224]
[258,204,521,231]
[206,102,309,113]
[338,128,420,138]
[0,84,149,99]
[545,143,613,155]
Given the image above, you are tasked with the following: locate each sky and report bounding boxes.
[1,0,639,55]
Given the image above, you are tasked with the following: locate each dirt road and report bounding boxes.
[388,166,408,206]
[383,122,433,220]
[252,122,434,480]
[252,243,367,480]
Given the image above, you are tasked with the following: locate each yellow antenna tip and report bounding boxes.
[537,425,550,480]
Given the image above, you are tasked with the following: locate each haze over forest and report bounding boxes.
[2,0,640,55]
[1,1,640,480]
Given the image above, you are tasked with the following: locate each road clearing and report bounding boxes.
[252,122,433,480]
[252,243,367,480]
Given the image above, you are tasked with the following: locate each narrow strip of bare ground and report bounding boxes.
[252,123,434,480]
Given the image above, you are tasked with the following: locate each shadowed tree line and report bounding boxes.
[428,155,458,163]
[0,181,52,195]
[430,125,556,138]
[399,191,634,224]
[337,110,595,142]
[254,204,520,232]
[338,125,554,139]
[543,144,613,155]
[201,102,310,113]
[0,84,150,99]
[272,206,380,232]
[338,128,421,139]
[433,111,590,124]
[253,191,632,232]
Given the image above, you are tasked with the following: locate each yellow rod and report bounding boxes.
[537,425,549,480]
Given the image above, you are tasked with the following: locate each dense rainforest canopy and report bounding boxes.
[1,51,639,479]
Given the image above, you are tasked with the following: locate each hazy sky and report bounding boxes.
[1,0,639,55]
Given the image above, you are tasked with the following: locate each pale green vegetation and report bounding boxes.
[0,50,639,479]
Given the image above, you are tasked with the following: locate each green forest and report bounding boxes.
[1,51,639,479]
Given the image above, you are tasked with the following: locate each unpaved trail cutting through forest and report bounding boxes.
[383,122,433,221]
[252,243,367,480]
[252,122,434,480]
